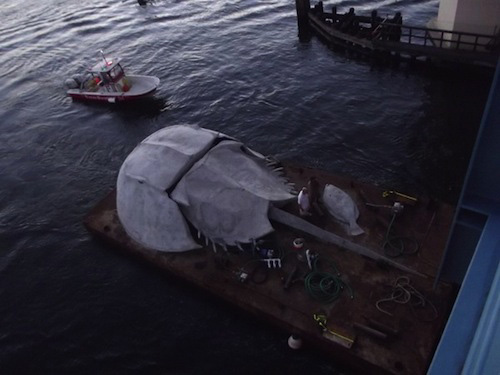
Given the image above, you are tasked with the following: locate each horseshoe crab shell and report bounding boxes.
[322,183,364,236]
[116,125,295,252]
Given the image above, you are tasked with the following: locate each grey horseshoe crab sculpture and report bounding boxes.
[116,124,296,253]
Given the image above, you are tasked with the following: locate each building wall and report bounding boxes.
[455,0,500,34]
[436,0,460,31]
[436,0,500,34]
[428,0,500,49]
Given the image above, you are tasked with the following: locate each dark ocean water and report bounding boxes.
[0,0,494,374]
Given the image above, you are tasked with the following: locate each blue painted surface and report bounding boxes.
[462,253,500,375]
[429,59,500,374]
[430,217,500,374]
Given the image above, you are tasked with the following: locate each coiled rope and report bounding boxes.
[383,213,419,257]
[376,276,438,321]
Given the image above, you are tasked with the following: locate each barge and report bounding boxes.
[84,137,457,374]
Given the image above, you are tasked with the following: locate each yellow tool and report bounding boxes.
[313,314,355,348]
[382,190,418,202]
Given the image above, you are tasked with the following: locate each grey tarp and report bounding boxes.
[117,125,295,252]
[116,125,221,252]
[171,140,295,246]
[119,124,220,190]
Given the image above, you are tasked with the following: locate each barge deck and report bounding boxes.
[84,164,457,374]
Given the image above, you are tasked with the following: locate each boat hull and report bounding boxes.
[67,75,160,103]
[68,89,157,103]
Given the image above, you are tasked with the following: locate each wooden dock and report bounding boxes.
[296,0,500,67]
[84,163,457,374]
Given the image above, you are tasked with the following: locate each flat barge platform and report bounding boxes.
[84,164,457,374]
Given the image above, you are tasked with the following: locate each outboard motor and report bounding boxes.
[65,74,85,89]
[64,78,79,89]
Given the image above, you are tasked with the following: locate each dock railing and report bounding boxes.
[302,0,500,66]
[374,23,499,53]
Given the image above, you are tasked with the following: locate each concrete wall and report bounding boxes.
[436,0,500,34]
[429,0,499,50]
[436,0,460,31]
[455,0,500,34]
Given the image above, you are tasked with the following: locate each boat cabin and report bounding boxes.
[89,57,125,82]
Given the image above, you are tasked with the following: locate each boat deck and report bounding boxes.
[84,164,456,374]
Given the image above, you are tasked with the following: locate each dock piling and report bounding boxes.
[295,0,311,40]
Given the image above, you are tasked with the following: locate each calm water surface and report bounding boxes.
[0,0,493,373]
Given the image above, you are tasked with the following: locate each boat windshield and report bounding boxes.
[109,64,124,82]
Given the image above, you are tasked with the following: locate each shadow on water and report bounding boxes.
[115,96,171,118]
[71,95,171,120]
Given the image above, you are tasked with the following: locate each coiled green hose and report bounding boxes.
[304,258,353,304]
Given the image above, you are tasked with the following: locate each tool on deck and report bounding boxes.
[382,190,418,205]
[261,258,282,268]
[313,314,355,349]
